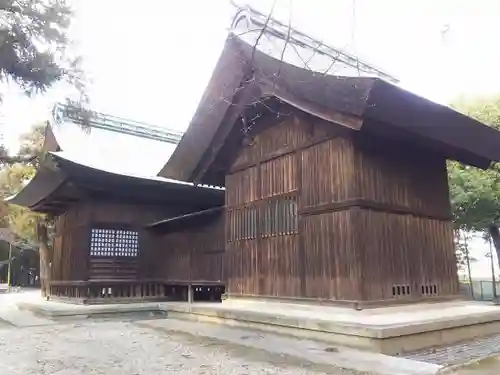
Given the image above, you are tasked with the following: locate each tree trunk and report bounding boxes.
[37,220,51,299]
[488,224,500,280]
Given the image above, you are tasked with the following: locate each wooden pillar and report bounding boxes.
[187,283,193,303]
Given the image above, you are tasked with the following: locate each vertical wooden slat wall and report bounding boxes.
[51,203,90,282]
[226,117,306,298]
[87,201,183,280]
[352,136,458,301]
[300,136,361,301]
[51,200,183,283]
[224,112,458,304]
[154,214,225,283]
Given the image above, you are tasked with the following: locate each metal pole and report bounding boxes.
[7,242,12,293]
[490,237,497,301]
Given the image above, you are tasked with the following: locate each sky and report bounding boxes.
[2,0,500,277]
[3,0,500,150]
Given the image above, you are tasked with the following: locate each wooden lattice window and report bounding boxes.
[90,228,139,257]
[262,196,298,237]
[228,196,298,242]
[229,205,258,242]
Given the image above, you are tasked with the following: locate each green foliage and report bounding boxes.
[0,123,45,243]
[0,1,87,164]
[0,0,84,96]
[451,96,500,129]
[449,96,500,232]
[448,162,500,231]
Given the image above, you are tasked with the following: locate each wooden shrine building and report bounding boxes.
[7,110,225,304]
[9,7,500,307]
[158,13,500,307]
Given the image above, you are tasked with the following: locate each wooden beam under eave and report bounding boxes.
[264,84,364,131]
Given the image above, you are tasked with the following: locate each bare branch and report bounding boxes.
[275,0,293,82]
[0,155,37,164]
[250,0,277,66]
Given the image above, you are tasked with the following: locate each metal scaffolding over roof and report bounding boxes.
[231,4,399,84]
[52,103,184,144]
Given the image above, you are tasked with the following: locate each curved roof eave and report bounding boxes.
[5,164,68,210]
[47,104,182,177]
[158,34,374,182]
[49,151,224,192]
[160,34,500,183]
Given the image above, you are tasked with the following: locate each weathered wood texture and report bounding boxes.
[226,117,309,298]
[351,136,458,301]
[51,199,182,283]
[224,112,457,304]
[86,200,178,280]
[154,214,225,284]
[51,203,89,281]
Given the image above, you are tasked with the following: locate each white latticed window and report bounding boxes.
[90,228,139,257]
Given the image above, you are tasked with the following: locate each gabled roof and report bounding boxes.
[6,151,224,214]
[158,8,500,185]
[231,5,398,83]
[43,103,183,177]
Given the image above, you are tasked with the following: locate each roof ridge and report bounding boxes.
[230,4,398,84]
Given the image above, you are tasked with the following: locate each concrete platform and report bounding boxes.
[2,291,443,375]
[16,291,500,357]
[17,299,165,319]
[159,299,500,355]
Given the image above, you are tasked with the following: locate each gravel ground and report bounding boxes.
[0,319,345,375]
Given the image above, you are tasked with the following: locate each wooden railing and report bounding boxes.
[49,279,225,304]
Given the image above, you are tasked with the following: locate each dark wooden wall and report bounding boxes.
[86,200,177,280]
[52,202,90,281]
[352,136,458,301]
[153,214,225,284]
[51,199,182,283]
[224,112,458,304]
[225,116,342,298]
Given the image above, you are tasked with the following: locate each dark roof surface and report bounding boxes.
[159,33,500,184]
[6,151,224,214]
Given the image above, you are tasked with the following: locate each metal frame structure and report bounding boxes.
[231,4,399,84]
[52,103,184,144]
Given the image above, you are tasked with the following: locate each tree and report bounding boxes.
[449,96,500,231]
[0,123,45,243]
[0,0,87,164]
[0,123,49,292]
[450,96,500,275]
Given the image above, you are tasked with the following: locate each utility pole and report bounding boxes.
[7,241,12,293]
[490,236,498,302]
